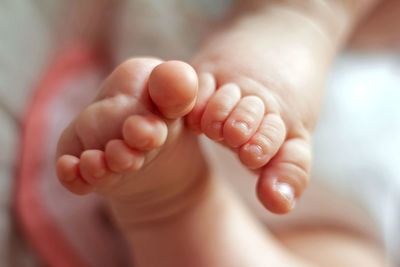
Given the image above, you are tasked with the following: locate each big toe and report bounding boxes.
[149,61,198,119]
[256,136,312,214]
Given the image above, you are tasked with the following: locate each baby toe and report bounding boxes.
[123,114,168,150]
[223,95,265,148]
[79,150,109,183]
[56,155,93,195]
[149,61,198,119]
[185,72,216,133]
[105,139,145,173]
[201,83,241,141]
[257,137,312,214]
[239,113,286,169]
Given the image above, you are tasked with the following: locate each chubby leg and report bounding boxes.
[119,172,316,267]
[115,166,388,267]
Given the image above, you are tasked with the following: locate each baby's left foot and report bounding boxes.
[185,1,336,214]
[186,71,313,215]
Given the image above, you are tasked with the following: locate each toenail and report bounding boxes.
[93,168,106,179]
[62,174,76,183]
[209,122,223,139]
[272,180,296,209]
[212,121,222,130]
[136,138,150,149]
[244,143,265,160]
[121,158,134,170]
[132,156,145,170]
[233,121,249,134]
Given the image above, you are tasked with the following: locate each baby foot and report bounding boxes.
[56,58,207,224]
[186,71,314,215]
[185,2,330,214]
[186,73,309,214]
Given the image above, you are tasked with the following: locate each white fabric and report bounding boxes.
[205,52,400,265]
[314,52,400,264]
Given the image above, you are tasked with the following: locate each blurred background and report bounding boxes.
[1,0,399,266]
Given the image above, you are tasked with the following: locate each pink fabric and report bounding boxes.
[15,44,131,267]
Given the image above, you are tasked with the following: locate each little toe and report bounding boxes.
[257,136,312,214]
[56,155,93,195]
[149,61,198,119]
[200,83,241,141]
[123,114,168,150]
[185,72,216,133]
[105,139,145,173]
[223,95,265,148]
[239,113,286,169]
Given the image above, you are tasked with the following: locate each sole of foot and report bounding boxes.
[56,58,206,215]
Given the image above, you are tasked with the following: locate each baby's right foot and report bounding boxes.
[56,58,208,224]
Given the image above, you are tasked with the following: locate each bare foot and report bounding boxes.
[56,58,207,224]
[185,1,335,214]
[55,58,316,267]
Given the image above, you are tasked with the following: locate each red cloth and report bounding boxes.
[16,44,131,267]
